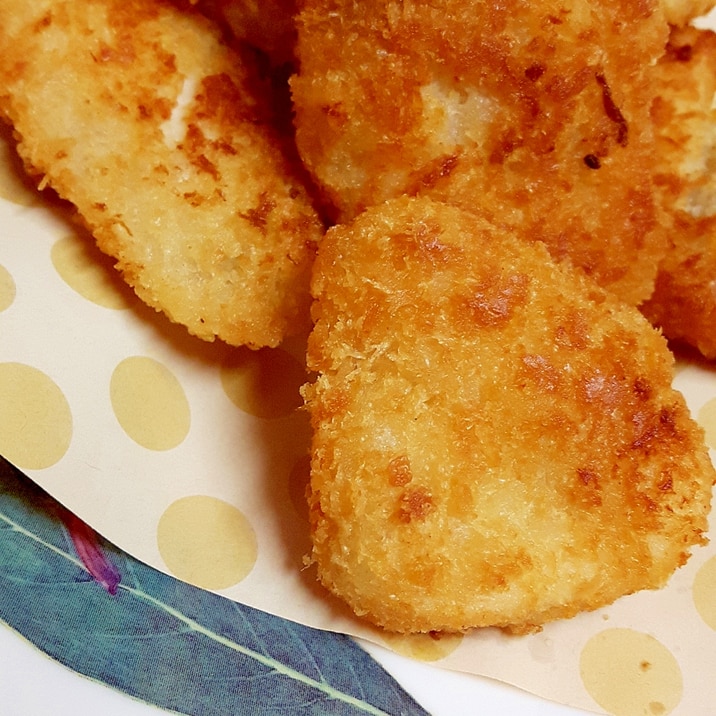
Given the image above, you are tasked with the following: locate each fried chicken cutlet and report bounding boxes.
[291,0,669,307]
[0,0,322,347]
[642,25,716,359]
[303,196,714,634]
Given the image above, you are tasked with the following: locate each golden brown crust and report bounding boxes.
[303,196,714,633]
[291,0,670,306]
[0,0,322,347]
[642,25,716,359]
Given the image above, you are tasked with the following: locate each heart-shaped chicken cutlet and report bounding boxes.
[302,195,715,634]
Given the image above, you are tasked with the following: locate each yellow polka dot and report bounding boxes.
[580,629,682,716]
[51,234,133,309]
[288,454,311,522]
[220,347,306,419]
[0,263,16,312]
[380,631,464,662]
[0,132,37,206]
[110,356,190,450]
[157,495,258,590]
[697,398,716,450]
[693,555,716,630]
[0,362,72,469]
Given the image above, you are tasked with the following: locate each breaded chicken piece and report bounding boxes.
[0,0,322,347]
[291,0,669,307]
[642,26,716,359]
[303,196,714,634]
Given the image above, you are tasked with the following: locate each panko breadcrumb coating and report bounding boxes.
[303,196,714,634]
[291,0,670,307]
[0,0,322,347]
[642,25,716,359]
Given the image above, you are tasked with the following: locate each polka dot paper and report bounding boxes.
[1,103,716,716]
